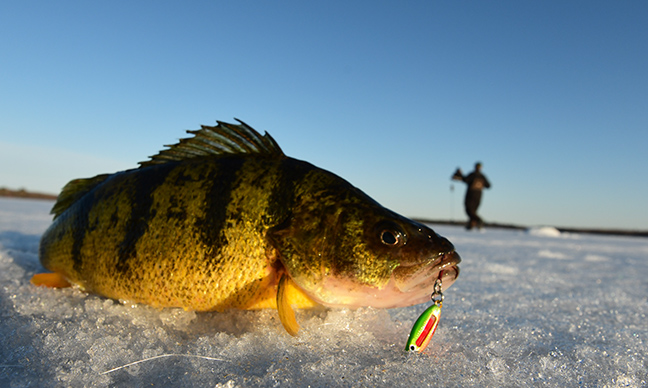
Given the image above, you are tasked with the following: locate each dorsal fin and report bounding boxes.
[51,174,111,219]
[139,119,285,167]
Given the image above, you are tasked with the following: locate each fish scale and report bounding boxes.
[43,158,284,310]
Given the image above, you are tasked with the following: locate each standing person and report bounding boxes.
[452,162,491,230]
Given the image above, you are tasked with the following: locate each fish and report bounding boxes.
[32,119,461,335]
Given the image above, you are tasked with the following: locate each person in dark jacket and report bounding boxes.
[452,162,491,230]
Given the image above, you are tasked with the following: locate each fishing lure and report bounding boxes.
[405,278,444,352]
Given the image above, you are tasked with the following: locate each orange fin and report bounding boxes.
[245,274,319,310]
[277,274,300,336]
[31,273,72,288]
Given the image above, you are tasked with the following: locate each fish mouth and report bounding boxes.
[392,250,461,295]
[295,251,461,309]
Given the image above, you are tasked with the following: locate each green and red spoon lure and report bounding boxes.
[405,278,444,352]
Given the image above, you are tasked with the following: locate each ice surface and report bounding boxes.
[1,197,647,387]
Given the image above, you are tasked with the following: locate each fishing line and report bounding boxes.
[450,184,455,221]
[100,353,228,375]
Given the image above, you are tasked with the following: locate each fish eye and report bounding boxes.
[374,220,407,247]
[380,229,402,246]
[409,345,416,351]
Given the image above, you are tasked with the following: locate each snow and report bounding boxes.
[527,226,562,237]
[1,197,647,387]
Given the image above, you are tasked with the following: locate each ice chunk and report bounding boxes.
[527,226,561,237]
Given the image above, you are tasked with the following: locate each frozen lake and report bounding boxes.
[1,197,646,387]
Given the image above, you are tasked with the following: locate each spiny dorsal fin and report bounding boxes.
[51,174,111,219]
[139,119,285,167]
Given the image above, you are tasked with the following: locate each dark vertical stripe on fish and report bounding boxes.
[116,164,172,273]
[70,195,93,275]
[266,158,311,225]
[198,157,246,262]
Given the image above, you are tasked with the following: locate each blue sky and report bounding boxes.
[1,1,647,230]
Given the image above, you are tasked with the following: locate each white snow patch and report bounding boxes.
[538,250,569,260]
[584,254,610,262]
[485,263,519,275]
[527,226,561,237]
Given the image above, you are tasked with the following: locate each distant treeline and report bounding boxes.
[0,187,57,200]
[414,218,648,239]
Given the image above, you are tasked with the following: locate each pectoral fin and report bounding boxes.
[31,272,72,288]
[277,274,300,336]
